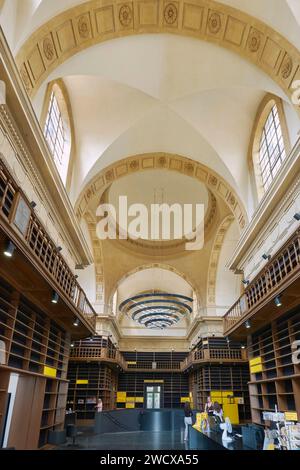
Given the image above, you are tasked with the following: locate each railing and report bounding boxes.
[126,361,182,371]
[181,348,246,370]
[70,346,127,369]
[0,158,96,331]
[223,229,300,335]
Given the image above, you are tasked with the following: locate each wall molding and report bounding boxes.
[15,0,300,116]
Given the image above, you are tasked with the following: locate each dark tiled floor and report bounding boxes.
[58,428,223,450]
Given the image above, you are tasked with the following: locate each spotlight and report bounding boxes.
[245,320,251,329]
[241,344,246,349]
[242,279,249,286]
[70,342,74,348]
[226,336,230,343]
[57,246,62,252]
[89,337,93,342]
[3,240,15,257]
[274,296,282,307]
[73,318,79,327]
[294,213,300,221]
[30,201,37,209]
[262,253,271,261]
[51,291,59,304]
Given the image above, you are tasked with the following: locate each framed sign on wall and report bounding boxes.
[12,195,31,237]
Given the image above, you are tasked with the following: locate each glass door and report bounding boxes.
[146,386,161,409]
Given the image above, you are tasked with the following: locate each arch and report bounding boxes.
[108,263,201,309]
[248,93,291,202]
[206,215,234,307]
[16,0,300,115]
[75,152,247,230]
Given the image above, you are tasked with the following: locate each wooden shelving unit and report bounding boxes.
[118,351,189,409]
[248,307,300,425]
[0,276,70,448]
[188,337,251,421]
[67,362,117,419]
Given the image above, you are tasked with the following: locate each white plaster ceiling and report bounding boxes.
[116,267,193,305]
[28,33,298,216]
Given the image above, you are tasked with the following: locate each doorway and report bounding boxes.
[145,385,162,409]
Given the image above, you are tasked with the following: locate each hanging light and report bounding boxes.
[73,318,79,327]
[242,279,249,286]
[51,291,59,304]
[262,253,271,261]
[274,296,282,307]
[293,213,300,221]
[4,240,15,257]
[245,320,251,329]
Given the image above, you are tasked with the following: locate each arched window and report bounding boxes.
[44,91,65,167]
[249,94,290,202]
[259,104,286,192]
[43,81,73,186]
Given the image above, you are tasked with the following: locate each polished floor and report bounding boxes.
[58,428,224,450]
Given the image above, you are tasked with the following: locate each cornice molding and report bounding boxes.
[14,0,300,117]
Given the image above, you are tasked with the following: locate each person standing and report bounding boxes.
[95,398,103,413]
[183,402,193,441]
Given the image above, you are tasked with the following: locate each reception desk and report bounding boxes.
[94,409,189,434]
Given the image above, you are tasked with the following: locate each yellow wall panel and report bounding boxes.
[43,366,57,378]
[223,404,239,424]
[125,402,135,409]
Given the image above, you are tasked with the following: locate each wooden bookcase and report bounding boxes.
[248,307,300,425]
[67,362,117,419]
[0,276,70,448]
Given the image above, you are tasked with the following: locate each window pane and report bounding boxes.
[259,104,286,192]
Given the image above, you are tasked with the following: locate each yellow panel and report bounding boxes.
[210,391,222,399]
[76,379,88,384]
[126,402,135,409]
[43,366,57,378]
[135,397,144,403]
[249,357,262,367]
[126,397,135,402]
[285,412,298,421]
[180,397,191,403]
[221,391,233,397]
[127,361,137,365]
[250,364,263,373]
[117,392,127,402]
[223,404,239,424]
[144,379,164,383]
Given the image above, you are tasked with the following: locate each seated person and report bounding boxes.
[213,402,224,425]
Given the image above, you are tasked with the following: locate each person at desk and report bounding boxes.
[205,396,214,416]
[183,402,193,441]
[213,402,224,424]
[95,398,103,413]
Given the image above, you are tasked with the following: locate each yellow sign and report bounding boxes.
[76,379,88,384]
[193,412,208,432]
[135,397,144,403]
[126,397,135,402]
[127,361,137,365]
[180,397,191,403]
[250,364,263,373]
[126,402,135,409]
[250,356,263,373]
[285,412,298,421]
[144,380,164,383]
[43,366,57,378]
[117,392,127,402]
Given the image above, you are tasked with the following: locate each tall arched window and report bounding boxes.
[43,81,73,186]
[249,94,290,202]
[259,104,286,192]
[44,91,65,167]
